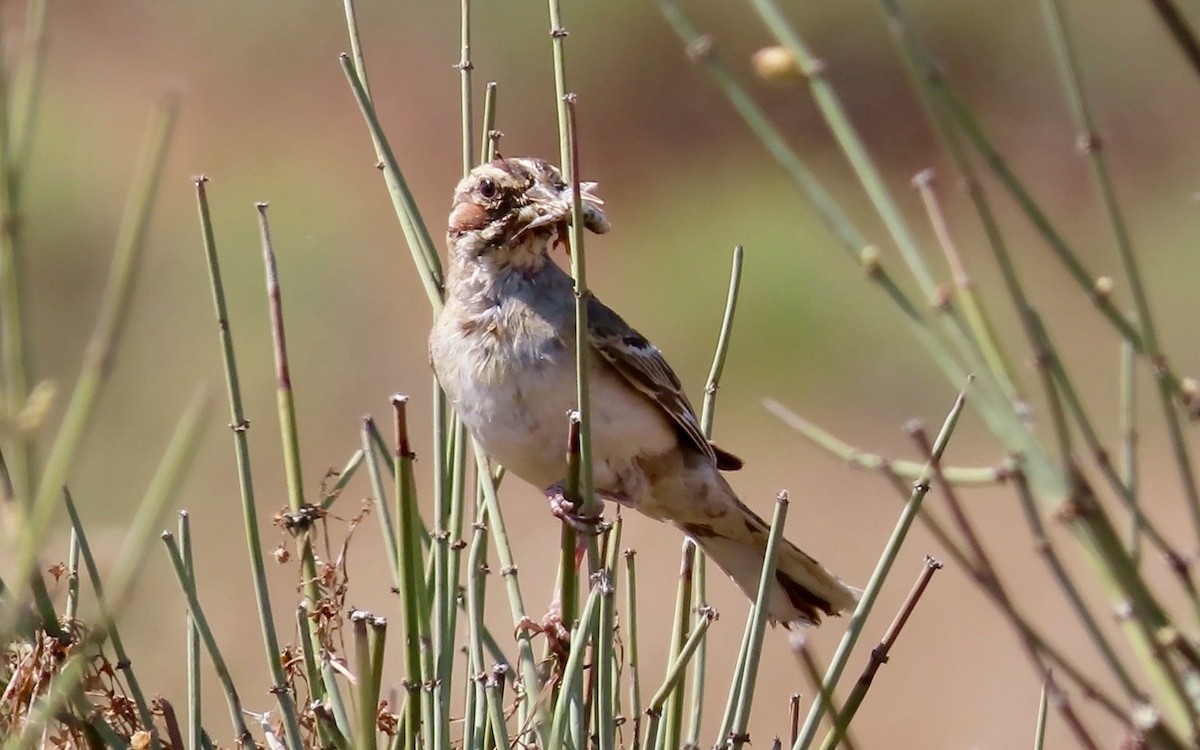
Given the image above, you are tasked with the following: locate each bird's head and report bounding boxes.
[446,157,609,266]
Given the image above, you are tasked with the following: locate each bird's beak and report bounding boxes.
[513,180,611,239]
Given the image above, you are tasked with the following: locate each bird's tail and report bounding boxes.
[675,493,859,628]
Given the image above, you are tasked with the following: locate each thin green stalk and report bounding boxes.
[1120,340,1140,563]
[479,82,498,165]
[337,54,443,309]
[1034,681,1048,750]
[321,448,366,510]
[657,540,695,750]
[912,170,1022,407]
[352,611,379,750]
[472,439,546,745]
[744,0,1044,484]
[750,0,940,294]
[546,0,573,170]
[393,396,436,750]
[429,412,451,750]
[341,0,373,98]
[792,638,858,750]
[685,561,707,748]
[432,385,449,561]
[877,6,1199,728]
[641,608,717,750]
[366,415,415,749]
[623,549,644,750]
[653,0,1054,492]
[1027,310,1200,613]
[1009,464,1144,703]
[1040,0,1200,551]
[685,245,743,748]
[458,0,474,176]
[794,387,969,750]
[370,615,389,719]
[728,493,790,750]
[818,559,942,750]
[700,245,743,437]
[180,512,202,750]
[336,4,443,293]
[437,420,468,732]
[73,385,207,745]
[485,669,511,750]
[563,97,598,523]
[63,528,80,622]
[597,519,623,750]
[878,0,1189,405]
[882,460,1135,729]
[462,660,479,750]
[556,413,583,668]
[545,6,602,581]
[652,0,863,264]
[257,201,326,679]
[763,398,1004,486]
[466,520,492,750]
[297,604,337,747]
[548,582,604,750]
[363,418,402,588]
[9,0,48,182]
[322,655,356,742]
[193,177,305,743]
[0,8,34,507]
[162,532,256,750]
[594,551,619,750]
[919,406,1168,746]
[715,612,755,747]
[62,489,155,742]
[22,96,177,570]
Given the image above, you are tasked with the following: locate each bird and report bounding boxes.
[429,156,859,627]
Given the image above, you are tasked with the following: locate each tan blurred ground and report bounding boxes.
[11,0,1200,747]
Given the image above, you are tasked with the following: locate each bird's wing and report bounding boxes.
[587,297,742,470]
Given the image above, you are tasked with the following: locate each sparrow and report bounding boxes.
[429,156,859,626]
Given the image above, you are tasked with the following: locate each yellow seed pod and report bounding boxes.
[752,46,802,83]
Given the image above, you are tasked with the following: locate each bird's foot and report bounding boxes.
[514,602,571,662]
[544,481,609,535]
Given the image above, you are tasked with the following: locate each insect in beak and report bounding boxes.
[512,180,610,241]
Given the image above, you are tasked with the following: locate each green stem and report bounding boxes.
[658,541,695,750]
[764,398,1005,486]
[162,532,256,750]
[817,558,941,750]
[1039,0,1200,551]
[794,387,969,750]
[256,201,326,692]
[392,396,436,750]
[471,441,546,746]
[193,177,304,745]
[548,582,604,750]
[180,512,202,750]
[728,494,790,750]
[337,55,443,309]
[458,0,474,176]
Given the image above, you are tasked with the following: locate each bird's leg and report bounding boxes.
[543,480,612,535]
[513,538,586,664]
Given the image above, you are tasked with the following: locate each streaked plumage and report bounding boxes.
[429,157,858,626]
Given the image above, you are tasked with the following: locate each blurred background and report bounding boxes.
[13,0,1200,746]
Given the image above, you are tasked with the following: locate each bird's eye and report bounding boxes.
[478,178,498,199]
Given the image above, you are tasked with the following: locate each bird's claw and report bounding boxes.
[545,482,608,535]
[514,607,572,661]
